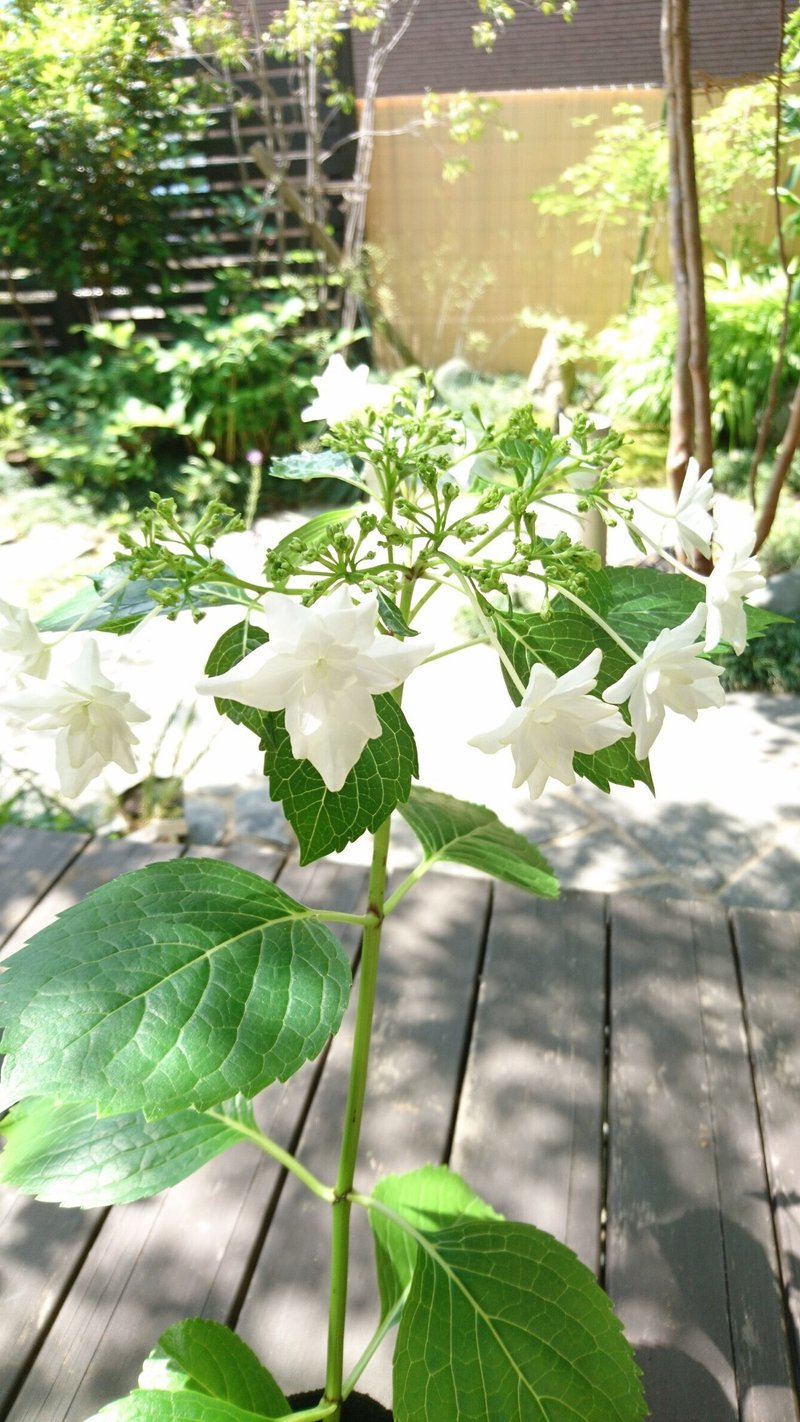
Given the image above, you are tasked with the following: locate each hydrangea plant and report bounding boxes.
[0,362,777,1421]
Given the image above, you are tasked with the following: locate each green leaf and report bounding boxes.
[397,788,559,898]
[393,1218,646,1422]
[588,565,781,653]
[0,1095,257,1207]
[0,859,351,1119]
[262,697,418,864]
[38,562,255,635]
[86,1391,277,1421]
[268,450,364,488]
[141,1318,290,1417]
[268,505,359,561]
[205,620,270,742]
[206,622,419,865]
[376,591,418,639]
[371,1165,501,1317]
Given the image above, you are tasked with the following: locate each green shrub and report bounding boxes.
[0,0,218,303]
[718,616,800,692]
[595,273,800,450]
[13,296,345,512]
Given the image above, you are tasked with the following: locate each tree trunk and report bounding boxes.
[661,0,694,505]
[660,0,713,572]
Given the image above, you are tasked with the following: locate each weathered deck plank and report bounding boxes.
[606,897,797,1422]
[0,836,181,965]
[234,871,492,1405]
[732,907,800,1399]
[449,886,607,1274]
[0,829,798,1421]
[0,825,89,951]
[5,852,369,1422]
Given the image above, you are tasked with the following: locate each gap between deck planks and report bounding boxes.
[0,831,799,1422]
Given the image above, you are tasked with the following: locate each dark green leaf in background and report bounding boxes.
[0,859,350,1119]
[38,562,256,635]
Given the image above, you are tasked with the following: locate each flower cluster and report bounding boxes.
[0,363,771,809]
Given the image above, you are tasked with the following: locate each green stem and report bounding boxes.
[323,814,393,1415]
[323,571,416,1417]
[609,501,708,585]
[447,561,527,697]
[341,1285,411,1399]
[205,1109,334,1203]
[555,582,640,662]
[312,909,381,928]
[422,637,488,665]
[469,511,513,556]
[383,858,435,916]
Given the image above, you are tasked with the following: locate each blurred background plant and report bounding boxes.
[1,288,352,514]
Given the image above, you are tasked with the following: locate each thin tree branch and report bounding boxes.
[754,371,800,551]
[747,0,790,509]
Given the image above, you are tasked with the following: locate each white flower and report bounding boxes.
[0,598,51,681]
[0,637,148,797]
[301,354,393,427]
[704,533,765,654]
[197,587,432,792]
[470,649,630,801]
[602,604,725,759]
[673,457,715,560]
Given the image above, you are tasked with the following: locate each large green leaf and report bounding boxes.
[0,1095,258,1207]
[0,859,351,1120]
[206,622,419,865]
[370,1165,502,1317]
[393,1218,646,1422]
[37,562,256,635]
[592,565,781,653]
[140,1319,290,1417]
[86,1391,276,1421]
[397,788,559,898]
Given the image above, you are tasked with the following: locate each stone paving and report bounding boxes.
[2,496,800,909]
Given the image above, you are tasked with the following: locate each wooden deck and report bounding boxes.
[1,823,799,1422]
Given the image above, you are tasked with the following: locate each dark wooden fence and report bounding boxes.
[0,36,357,375]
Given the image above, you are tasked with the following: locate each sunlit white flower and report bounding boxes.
[470,649,630,800]
[672,457,715,559]
[0,598,51,681]
[301,354,393,427]
[602,604,725,759]
[197,587,432,792]
[704,533,765,654]
[0,637,148,797]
